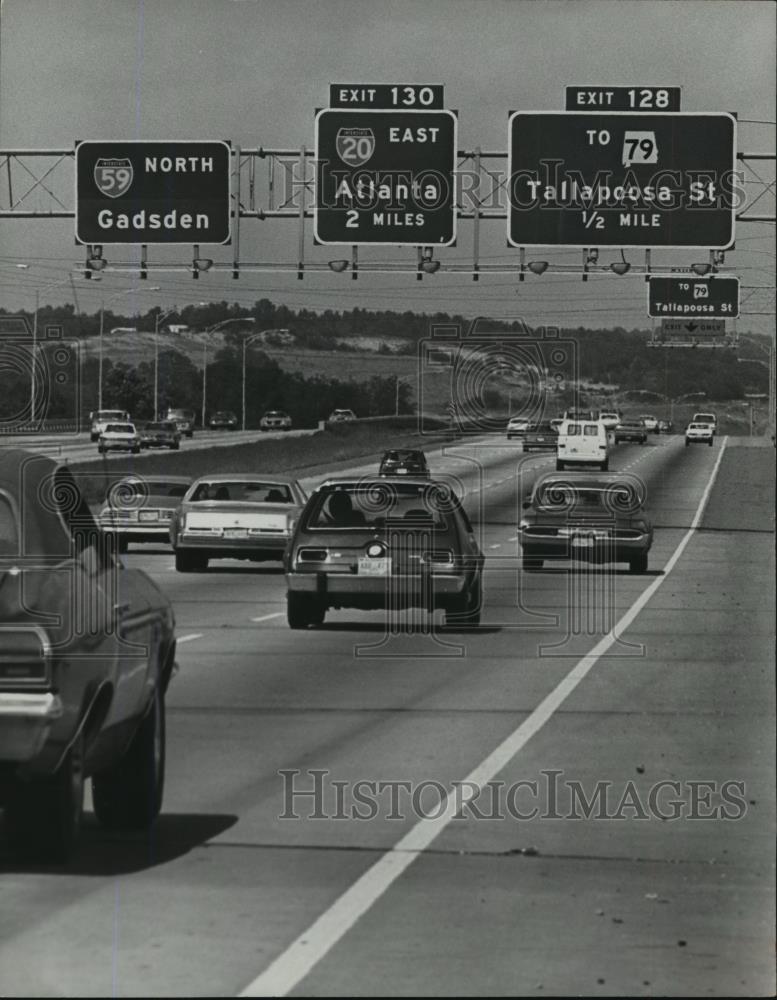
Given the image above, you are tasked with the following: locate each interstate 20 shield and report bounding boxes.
[335,128,376,167]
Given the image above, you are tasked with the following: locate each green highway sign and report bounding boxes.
[507,112,737,248]
[314,108,457,246]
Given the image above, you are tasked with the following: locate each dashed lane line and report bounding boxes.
[239,436,729,998]
[177,633,203,644]
[250,612,284,624]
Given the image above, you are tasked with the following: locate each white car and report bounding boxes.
[692,412,717,434]
[259,410,292,431]
[506,416,530,439]
[639,414,659,434]
[598,410,620,430]
[685,422,714,447]
[98,422,141,454]
[328,408,357,423]
[90,408,130,442]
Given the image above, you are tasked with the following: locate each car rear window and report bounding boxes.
[105,424,134,433]
[584,424,599,436]
[307,485,451,530]
[190,481,293,503]
[536,483,641,511]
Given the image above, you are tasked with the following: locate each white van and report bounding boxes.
[556,419,611,471]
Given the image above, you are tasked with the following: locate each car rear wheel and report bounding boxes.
[445,575,482,627]
[92,690,165,830]
[175,550,208,572]
[629,553,649,574]
[685,439,690,447]
[172,442,180,450]
[600,459,609,471]
[98,445,106,454]
[5,733,84,863]
[708,439,713,447]
[287,592,325,628]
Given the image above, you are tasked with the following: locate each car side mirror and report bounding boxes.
[522,500,532,510]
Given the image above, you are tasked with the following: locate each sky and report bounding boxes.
[0,0,774,333]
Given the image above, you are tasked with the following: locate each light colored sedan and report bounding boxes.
[685,422,714,447]
[169,474,307,571]
[259,410,292,431]
[98,422,141,454]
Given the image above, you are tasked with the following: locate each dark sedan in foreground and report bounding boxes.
[285,478,484,628]
[518,473,653,573]
[0,450,177,861]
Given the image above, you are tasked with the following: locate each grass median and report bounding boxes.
[70,418,450,502]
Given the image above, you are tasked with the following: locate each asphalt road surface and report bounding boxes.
[1,435,774,997]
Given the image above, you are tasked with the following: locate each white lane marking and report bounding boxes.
[177,633,203,644]
[488,543,501,549]
[250,612,284,623]
[507,536,518,542]
[239,437,729,999]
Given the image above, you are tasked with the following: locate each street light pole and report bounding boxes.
[153,304,176,421]
[242,337,248,432]
[202,338,207,430]
[31,289,39,425]
[98,298,104,410]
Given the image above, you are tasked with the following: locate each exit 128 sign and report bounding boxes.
[314,108,457,246]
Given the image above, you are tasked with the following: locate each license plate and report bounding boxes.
[224,528,248,539]
[571,536,594,549]
[358,556,391,576]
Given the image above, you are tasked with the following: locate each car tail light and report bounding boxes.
[297,547,328,562]
[0,628,51,688]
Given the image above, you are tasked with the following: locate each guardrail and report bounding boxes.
[0,421,82,436]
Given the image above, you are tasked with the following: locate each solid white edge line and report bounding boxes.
[177,633,203,644]
[251,612,284,623]
[238,438,729,999]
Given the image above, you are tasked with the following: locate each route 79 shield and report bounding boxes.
[335,128,375,167]
[93,158,134,198]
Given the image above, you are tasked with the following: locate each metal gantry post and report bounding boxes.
[232,144,241,279]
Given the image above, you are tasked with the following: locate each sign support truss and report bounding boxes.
[0,145,773,279]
